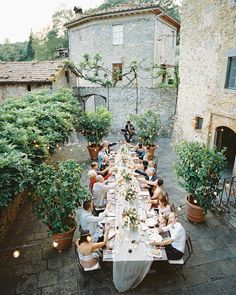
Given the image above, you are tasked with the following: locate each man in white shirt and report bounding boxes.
[79,200,110,242]
[93,175,117,211]
[151,212,186,260]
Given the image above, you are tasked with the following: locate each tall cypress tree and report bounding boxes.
[26,32,35,61]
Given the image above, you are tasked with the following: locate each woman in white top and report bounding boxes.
[158,194,171,217]
[76,228,108,269]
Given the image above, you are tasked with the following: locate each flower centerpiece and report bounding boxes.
[122,208,140,230]
[124,187,137,202]
[120,168,132,182]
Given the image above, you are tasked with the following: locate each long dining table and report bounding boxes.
[102,145,167,293]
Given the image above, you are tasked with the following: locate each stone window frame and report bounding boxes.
[225,57,236,90]
[112,24,123,45]
[112,63,123,81]
[193,116,203,130]
[223,49,236,92]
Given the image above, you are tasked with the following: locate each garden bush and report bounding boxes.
[0,88,82,210]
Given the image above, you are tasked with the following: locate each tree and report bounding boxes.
[26,32,35,60]
[33,8,73,60]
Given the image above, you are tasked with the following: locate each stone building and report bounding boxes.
[65,3,180,132]
[174,0,236,175]
[0,61,77,100]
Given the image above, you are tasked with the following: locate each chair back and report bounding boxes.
[184,236,193,265]
[170,203,176,212]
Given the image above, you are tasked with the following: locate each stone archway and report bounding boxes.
[84,94,107,112]
[215,126,236,172]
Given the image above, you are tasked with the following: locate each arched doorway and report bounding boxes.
[85,94,107,112]
[215,126,236,172]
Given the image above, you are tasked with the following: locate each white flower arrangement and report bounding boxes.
[122,208,140,230]
[120,168,132,182]
[124,187,137,202]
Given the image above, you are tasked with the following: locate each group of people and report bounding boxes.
[76,136,186,271]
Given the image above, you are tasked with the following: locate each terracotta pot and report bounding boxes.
[87,144,100,160]
[52,225,76,251]
[185,195,205,223]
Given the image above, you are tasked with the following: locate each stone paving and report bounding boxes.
[0,135,236,295]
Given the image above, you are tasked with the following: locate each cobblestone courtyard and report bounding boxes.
[0,136,236,295]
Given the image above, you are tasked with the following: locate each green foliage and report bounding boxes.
[78,107,112,146]
[0,88,82,210]
[33,9,73,60]
[30,160,88,234]
[131,111,161,146]
[0,39,27,62]
[26,32,35,60]
[175,141,226,213]
[0,139,31,210]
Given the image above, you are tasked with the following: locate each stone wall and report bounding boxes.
[0,69,77,101]
[69,13,177,88]
[174,0,236,144]
[78,86,176,135]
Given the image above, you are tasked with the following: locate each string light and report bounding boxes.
[53,241,58,248]
[13,250,20,258]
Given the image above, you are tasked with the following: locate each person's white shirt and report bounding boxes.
[161,221,186,253]
[158,204,171,216]
[79,208,108,241]
[93,181,116,208]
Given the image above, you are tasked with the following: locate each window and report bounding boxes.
[27,85,31,91]
[112,63,123,81]
[194,116,203,130]
[65,71,70,83]
[112,25,123,45]
[225,56,236,89]
[171,31,175,48]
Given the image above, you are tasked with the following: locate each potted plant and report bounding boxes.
[30,160,87,250]
[175,141,225,223]
[131,110,161,158]
[78,106,112,160]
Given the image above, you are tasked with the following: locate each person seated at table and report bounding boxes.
[80,200,110,242]
[102,140,117,156]
[135,167,157,196]
[99,155,111,180]
[150,179,164,207]
[151,212,186,260]
[76,228,109,269]
[135,143,146,160]
[158,214,169,229]
[88,162,111,192]
[93,175,117,213]
[157,194,171,217]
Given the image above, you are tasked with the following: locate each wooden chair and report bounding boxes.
[74,243,102,287]
[168,236,193,277]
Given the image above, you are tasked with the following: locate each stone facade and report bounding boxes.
[174,0,236,175]
[68,13,177,88]
[78,86,176,134]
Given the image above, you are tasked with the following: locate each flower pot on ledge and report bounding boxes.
[185,195,205,223]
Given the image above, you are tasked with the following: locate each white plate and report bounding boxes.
[145,218,156,228]
[149,233,163,243]
[107,211,115,217]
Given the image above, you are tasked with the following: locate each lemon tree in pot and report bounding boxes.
[78,106,112,160]
[175,141,225,223]
[131,110,161,158]
[30,160,87,250]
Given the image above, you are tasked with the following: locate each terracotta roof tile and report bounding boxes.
[0,61,65,84]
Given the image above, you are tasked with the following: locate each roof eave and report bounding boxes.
[65,6,180,30]
[0,80,53,85]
